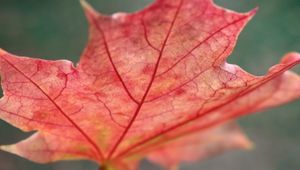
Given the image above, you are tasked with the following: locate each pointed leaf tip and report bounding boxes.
[238,136,254,150]
[80,0,91,10]
[0,145,15,153]
[80,0,101,25]
[245,7,258,20]
[80,0,98,16]
[250,7,259,15]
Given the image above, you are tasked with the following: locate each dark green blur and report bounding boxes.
[0,0,299,170]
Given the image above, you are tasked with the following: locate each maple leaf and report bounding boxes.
[0,0,300,170]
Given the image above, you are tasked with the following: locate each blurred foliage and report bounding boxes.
[0,0,299,170]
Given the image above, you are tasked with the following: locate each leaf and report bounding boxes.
[0,0,300,169]
[147,122,253,170]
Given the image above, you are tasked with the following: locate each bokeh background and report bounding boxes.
[0,0,299,169]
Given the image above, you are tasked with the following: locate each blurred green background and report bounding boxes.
[0,0,299,170]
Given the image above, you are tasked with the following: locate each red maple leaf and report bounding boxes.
[0,0,300,169]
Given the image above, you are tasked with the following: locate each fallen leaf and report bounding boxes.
[0,0,299,169]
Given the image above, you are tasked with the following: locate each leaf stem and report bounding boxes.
[99,165,107,170]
